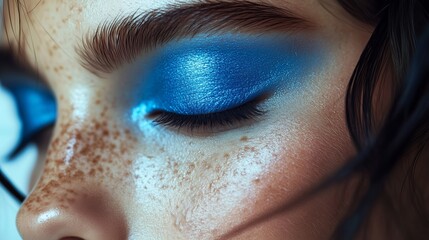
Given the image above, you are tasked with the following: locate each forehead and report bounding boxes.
[14,0,335,49]
[23,0,319,11]
[20,0,329,28]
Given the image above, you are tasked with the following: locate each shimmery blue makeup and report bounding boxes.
[134,34,320,115]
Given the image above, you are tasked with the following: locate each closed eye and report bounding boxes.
[149,97,266,134]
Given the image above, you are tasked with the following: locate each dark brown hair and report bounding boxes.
[335,0,429,239]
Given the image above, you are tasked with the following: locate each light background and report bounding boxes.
[0,11,39,235]
[0,84,40,240]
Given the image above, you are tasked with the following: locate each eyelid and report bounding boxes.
[148,96,267,135]
[134,33,309,116]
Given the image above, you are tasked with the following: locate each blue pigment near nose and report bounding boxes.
[135,34,320,115]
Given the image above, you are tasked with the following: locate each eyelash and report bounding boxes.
[150,100,266,132]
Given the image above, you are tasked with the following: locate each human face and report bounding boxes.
[3,0,371,239]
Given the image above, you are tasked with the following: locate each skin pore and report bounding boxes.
[2,0,373,239]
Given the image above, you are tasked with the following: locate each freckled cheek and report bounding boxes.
[121,123,350,237]
[126,139,286,235]
[206,127,352,236]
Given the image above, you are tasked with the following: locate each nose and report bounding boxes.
[16,126,129,240]
[17,187,128,240]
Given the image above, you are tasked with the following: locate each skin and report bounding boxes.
[2,0,373,239]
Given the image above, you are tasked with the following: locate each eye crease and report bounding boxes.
[130,33,322,132]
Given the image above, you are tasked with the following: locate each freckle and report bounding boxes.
[67,75,72,80]
[48,49,53,56]
[120,147,126,155]
[59,65,64,70]
[223,153,230,158]
[113,130,121,137]
[58,172,66,179]
[125,129,131,136]
[66,189,76,194]
[102,129,109,136]
[76,132,82,140]
[73,170,84,179]
[98,107,106,116]
[187,163,195,171]
[240,136,249,142]
[95,99,101,105]
[89,158,96,165]
[80,146,90,155]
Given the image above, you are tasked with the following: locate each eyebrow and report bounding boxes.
[78,0,313,76]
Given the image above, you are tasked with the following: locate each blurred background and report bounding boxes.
[0,0,39,238]
[0,84,39,240]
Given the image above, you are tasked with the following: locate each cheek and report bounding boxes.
[124,105,354,240]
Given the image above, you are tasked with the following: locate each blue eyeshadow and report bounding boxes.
[134,34,320,115]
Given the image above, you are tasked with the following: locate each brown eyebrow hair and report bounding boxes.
[78,0,313,76]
